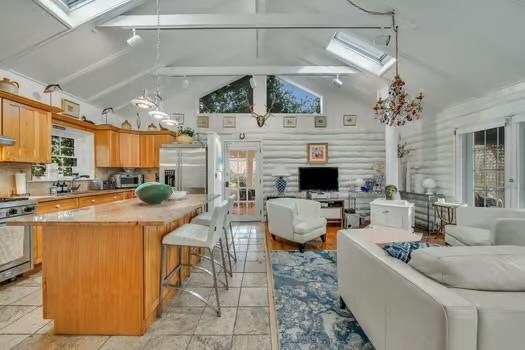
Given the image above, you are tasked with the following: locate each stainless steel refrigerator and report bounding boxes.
[159,144,208,194]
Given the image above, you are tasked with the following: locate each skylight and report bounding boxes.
[61,0,92,9]
[326,32,395,77]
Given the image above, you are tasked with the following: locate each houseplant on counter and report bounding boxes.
[176,127,195,144]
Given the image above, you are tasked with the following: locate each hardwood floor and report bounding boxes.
[266,224,445,251]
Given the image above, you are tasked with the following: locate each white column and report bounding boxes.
[385,126,399,187]
[378,86,399,188]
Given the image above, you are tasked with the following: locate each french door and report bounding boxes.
[224,142,263,221]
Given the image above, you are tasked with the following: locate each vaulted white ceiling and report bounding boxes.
[1,0,525,117]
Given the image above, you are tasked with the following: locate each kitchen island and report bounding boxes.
[6,194,218,336]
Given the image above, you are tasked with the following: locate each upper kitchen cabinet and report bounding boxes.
[95,126,175,168]
[1,98,52,163]
[95,129,120,167]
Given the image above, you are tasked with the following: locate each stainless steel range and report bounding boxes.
[0,198,36,282]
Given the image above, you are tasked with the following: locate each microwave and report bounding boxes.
[111,172,144,188]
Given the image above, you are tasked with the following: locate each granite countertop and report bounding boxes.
[29,189,135,203]
[7,194,220,226]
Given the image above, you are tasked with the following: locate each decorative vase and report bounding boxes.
[121,120,132,130]
[176,135,193,144]
[275,176,287,194]
[135,182,173,205]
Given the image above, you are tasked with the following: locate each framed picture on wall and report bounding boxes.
[61,99,80,119]
[314,115,327,128]
[171,113,184,125]
[283,116,297,128]
[307,143,328,164]
[196,115,209,128]
[223,116,236,128]
[343,114,357,126]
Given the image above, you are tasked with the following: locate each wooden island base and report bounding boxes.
[6,195,219,335]
[42,211,199,335]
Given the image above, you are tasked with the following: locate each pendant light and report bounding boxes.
[160,114,179,127]
[132,90,157,110]
[345,0,424,127]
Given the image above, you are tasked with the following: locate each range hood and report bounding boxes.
[0,136,15,146]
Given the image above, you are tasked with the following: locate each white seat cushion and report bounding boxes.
[163,223,212,249]
[409,245,525,291]
[191,212,212,226]
[445,225,493,246]
[294,216,326,234]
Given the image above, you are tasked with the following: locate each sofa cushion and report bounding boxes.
[445,225,493,246]
[294,216,326,234]
[383,242,442,263]
[409,246,525,291]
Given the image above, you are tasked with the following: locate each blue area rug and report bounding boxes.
[271,250,374,350]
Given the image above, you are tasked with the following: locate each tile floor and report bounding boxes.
[0,223,274,350]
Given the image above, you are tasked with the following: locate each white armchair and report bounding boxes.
[267,198,327,252]
[445,207,525,246]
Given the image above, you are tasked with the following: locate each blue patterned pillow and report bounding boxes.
[383,242,442,263]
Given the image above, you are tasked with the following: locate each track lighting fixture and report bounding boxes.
[332,75,343,88]
[127,28,143,47]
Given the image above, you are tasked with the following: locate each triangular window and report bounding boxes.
[199,76,253,114]
[267,76,321,114]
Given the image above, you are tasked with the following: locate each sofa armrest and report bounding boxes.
[493,218,525,246]
[267,201,295,239]
[337,231,477,350]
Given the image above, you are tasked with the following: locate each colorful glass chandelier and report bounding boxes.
[373,25,424,126]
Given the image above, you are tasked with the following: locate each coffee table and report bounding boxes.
[340,225,422,244]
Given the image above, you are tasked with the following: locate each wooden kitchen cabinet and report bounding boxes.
[0,99,51,163]
[95,130,120,167]
[139,134,156,168]
[119,132,140,168]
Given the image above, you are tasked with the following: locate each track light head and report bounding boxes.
[127,28,143,47]
[182,78,190,89]
[332,75,343,88]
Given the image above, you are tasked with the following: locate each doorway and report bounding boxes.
[224,142,263,221]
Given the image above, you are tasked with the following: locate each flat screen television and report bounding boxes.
[298,167,339,192]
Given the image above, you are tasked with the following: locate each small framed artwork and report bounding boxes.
[343,114,357,126]
[314,115,327,128]
[171,113,184,125]
[196,115,209,129]
[307,143,329,164]
[61,98,80,119]
[283,116,297,128]
[223,116,236,128]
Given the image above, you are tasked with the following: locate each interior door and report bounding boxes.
[224,142,262,222]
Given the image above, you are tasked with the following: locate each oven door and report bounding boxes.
[0,224,32,281]
[118,176,141,188]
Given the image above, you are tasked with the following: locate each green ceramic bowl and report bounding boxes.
[135,182,173,205]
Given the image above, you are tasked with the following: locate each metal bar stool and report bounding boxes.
[192,195,238,270]
[159,201,229,317]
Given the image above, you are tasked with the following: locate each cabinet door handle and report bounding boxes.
[91,199,96,203]
[112,196,117,199]
[55,204,61,208]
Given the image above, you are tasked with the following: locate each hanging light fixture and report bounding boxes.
[131,89,157,110]
[149,105,169,120]
[160,113,179,127]
[344,0,424,127]
[372,25,424,126]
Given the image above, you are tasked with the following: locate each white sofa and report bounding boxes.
[445,207,525,246]
[267,198,326,252]
[337,230,525,350]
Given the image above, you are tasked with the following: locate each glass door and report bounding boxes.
[224,142,262,221]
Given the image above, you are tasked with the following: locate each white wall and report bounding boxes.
[161,76,387,198]
[399,81,525,203]
[0,68,128,126]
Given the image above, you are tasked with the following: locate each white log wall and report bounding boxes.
[222,129,385,197]
[399,82,525,202]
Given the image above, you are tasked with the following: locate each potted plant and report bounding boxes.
[176,127,195,144]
